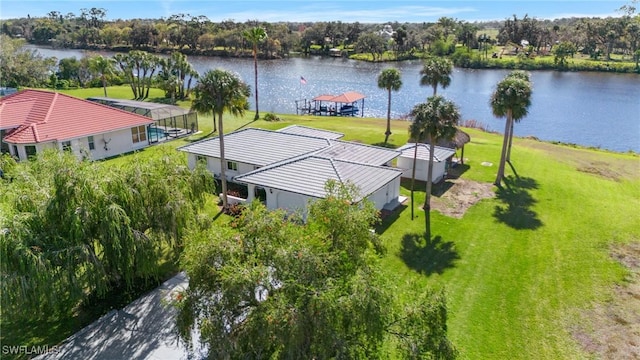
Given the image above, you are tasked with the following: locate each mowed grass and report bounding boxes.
[39,88,640,358]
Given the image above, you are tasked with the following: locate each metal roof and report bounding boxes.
[397,143,456,162]
[277,125,344,139]
[235,156,402,200]
[315,140,401,165]
[178,128,331,166]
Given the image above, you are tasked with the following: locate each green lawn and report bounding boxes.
[11,87,640,359]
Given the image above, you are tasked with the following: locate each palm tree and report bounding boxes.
[410,57,453,221]
[503,71,532,163]
[191,69,250,210]
[490,72,532,186]
[377,68,402,144]
[243,27,267,121]
[88,55,116,97]
[420,57,453,96]
[409,96,460,238]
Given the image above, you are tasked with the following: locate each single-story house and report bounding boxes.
[235,155,402,217]
[396,143,456,183]
[0,90,154,161]
[178,127,403,215]
[276,124,344,140]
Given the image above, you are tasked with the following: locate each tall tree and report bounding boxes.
[0,149,213,322]
[503,71,532,163]
[0,35,56,88]
[410,56,453,220]
[377,68,403,144]
[88,54,116,97]
[243,26,267,120]
[490,71,533,186]
[420,56,453,96]
[177,181,456,359]
[158,51,198,101]
[113,50,160,100]
[409,96,460,238]
[191,69,250,210]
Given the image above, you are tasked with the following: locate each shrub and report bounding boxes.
[264,112,280,122]
[225,203,245,217]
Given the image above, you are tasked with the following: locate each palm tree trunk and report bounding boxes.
[253,47,260,120]
[424,139,436,239]
[410,142,418,220]
[506,119,515,163]
[218,109,228,210]
[102,75,107,97]
[384,88,392,143]
[495,110,512,186]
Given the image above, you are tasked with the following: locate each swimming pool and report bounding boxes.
[148,127,168,141]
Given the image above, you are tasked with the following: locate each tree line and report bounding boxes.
[2,5,638,64]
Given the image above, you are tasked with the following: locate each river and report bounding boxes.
[26,45,640,153]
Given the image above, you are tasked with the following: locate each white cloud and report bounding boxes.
[211,5,477,23]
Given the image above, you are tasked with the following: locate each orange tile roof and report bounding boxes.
[1,89,153,144]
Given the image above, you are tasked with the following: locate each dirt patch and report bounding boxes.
[523,139,640,181]
[430,178,495,218]
[577,161,624,182]
[572,242,640,359]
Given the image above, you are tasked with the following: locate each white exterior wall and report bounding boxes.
[88,127,149,160]
[365,177,401,210]
[187,155,258,180]
[6,127,149,161]
[263,188,313,218]
[397,156,446,183]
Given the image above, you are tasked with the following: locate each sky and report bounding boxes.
[0,0,630,23]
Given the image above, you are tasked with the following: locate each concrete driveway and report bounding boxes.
[37,272,205,360]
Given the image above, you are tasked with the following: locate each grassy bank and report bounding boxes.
[7,88,640,359]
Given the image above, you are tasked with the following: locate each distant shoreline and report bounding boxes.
[32,42,640,75]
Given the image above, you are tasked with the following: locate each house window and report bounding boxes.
[88,136,95,150]
[227,161,238,171]
[131,125,147,144]
[196,155,207,164]
[62,141,72,152]
[25,145,37,158]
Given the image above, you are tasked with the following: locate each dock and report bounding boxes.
[296,91,365,117]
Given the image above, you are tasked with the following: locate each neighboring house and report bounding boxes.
[379,24,395,40]
[396,143,456,183]
[0,90,154,161]
[178,127,404,216]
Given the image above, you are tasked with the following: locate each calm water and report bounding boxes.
[28,45,640,152]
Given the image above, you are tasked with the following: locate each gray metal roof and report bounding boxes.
[178,128,331,166]
[235,156,402,200]
[277,125,344,139]
[316,140,401,165]
[397,143,456,162]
